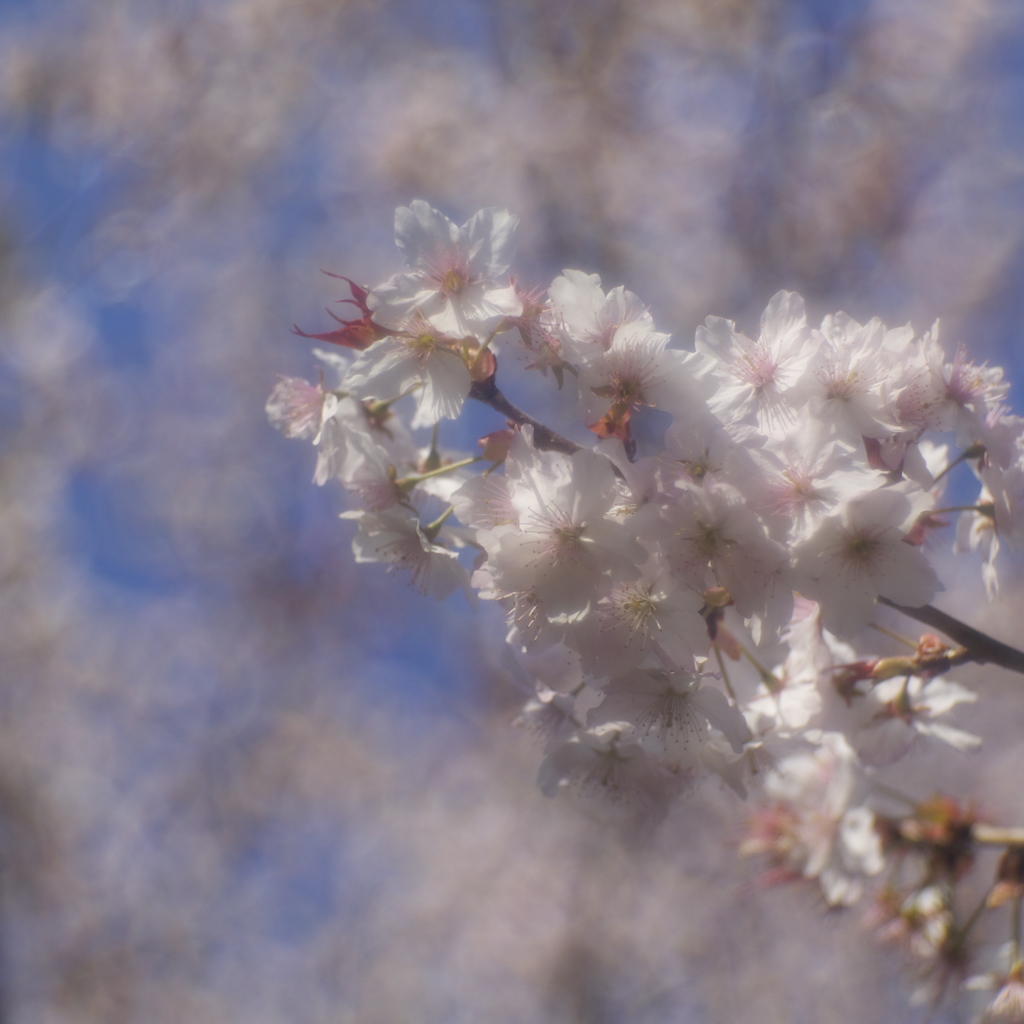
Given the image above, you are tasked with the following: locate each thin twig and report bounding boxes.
[468,378,583,456]
[972,825,1024,846]
[878,598,1024,676]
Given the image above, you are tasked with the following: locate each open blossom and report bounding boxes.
[748,414,878,544]
[343,506,470,600]
[658,402,761,493]
[336,430,407,511]
[515,686,587,750]
[368,200,522,339]
[343,316,473,428]
[794,311,902,443]
[537,722,679,812]
[743,731,884,905]
[790,483,942,638]
[692,290,815,434]
[590,667,751,770]
[477,441,645,626]
[578,566,709,677]
[578,320,698,453]
[897,324,1010,443]
[644,477,788,622]
[546,269,651,362]
[843,675,981,766]
[266,375,335,440]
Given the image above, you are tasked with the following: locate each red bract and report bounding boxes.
[292,274,387,351]
[587,400,635,455]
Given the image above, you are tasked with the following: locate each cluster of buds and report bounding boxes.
[867,799,1024,1019]
[270,201,1024,1015]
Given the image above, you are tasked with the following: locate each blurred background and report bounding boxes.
[2,0,1024,1020]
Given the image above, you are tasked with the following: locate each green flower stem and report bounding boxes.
[423,423,442,471]
[930,443,987,485]
[1012,893,1022,966]
[475,322,509,356]
[737,642,781,692]
[713,646,739,704]
[929,505,996,517]
[398,456,483,490]
[868,622,918,650]
[422,505,456,543]
[972,826,1024,846]
[953,885,994,949]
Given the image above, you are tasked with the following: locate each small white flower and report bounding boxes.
[546,268,651,361]
[694,290,815,434]
[537,723,674,812]
[794,311,903,443]
[590,667,750,770]
[266,376,334,440]
[481,443,645,625]
[646,478,788,620]
[580,568,709,677]
[851,674,980,766]
[747,732,884,906]
[343,321,472,428]
[369,200,522,339]
[344,506,470,600]
[791,484,943,638]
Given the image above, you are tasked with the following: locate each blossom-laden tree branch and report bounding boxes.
[271,200,1024,1019]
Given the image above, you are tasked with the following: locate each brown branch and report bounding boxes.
[878,598,1024,676]
[468,378,583,457]
[973,824,1024,846]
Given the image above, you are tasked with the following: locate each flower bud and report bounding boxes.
[478,428,515,463]
[987,845,1024,908]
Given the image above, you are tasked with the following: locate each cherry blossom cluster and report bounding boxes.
[270,201,1024,1016]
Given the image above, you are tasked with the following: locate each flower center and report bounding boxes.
[440,267,469,297]
[695,519,722,558]
[620,587,659,639]
[734,342,780,391]
[843,531,880,565]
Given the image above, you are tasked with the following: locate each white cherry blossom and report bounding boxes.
[479,443,645,626]
[578,567,709,677]
[266,376,335,440]
[343,320,472,428]
[590,667,751,770]
[794,311,902,443]
[368,200,522,339]
[644,477,788,621]
[546,269,651,362]
[343,506,470,600]
[537,723,679,813]
[896,324,1010,444]
[745,731,884,906]
[693,290,815,435]
[849,675,980,766]
[790,484,942,637]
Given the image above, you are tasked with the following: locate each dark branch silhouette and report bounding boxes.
[879,598,1024,676]
[468,378,583,457]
